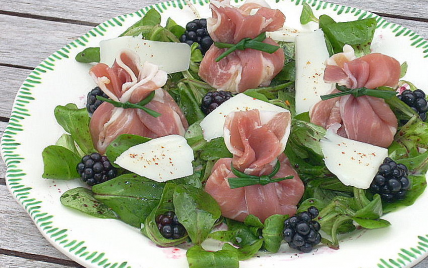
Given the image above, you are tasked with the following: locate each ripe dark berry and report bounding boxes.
[86,86,109,115]
[76,153,117,186]
[156,211,187,240]
[398,89,428,123]
[201,91,233,115]
[369,157,410,202]
[283,206,322,253]
[180,19,213,55]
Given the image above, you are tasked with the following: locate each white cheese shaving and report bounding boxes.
[115,135,194,182]
[100,36,191,74]
[321,125,388,189]
[295,29,334,114]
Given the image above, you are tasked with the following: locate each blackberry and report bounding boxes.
[369,157,410,202]
[201,91,233,115]
[398,89,428,122]
[156,211,187,239]
[87,86,109,115]
[76,153,117,186]
[179,19,213,55]
[283,206,322,253]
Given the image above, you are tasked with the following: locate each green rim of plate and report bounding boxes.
[2,0,428,267]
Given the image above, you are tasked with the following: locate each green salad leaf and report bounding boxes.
[176,81,207,125]
[395,116,428,152]
[142,183,189,247]
[285,119,329,182]
[382,174,427,213]
[223,239,264,260]
[74,47,100,63]
[262,214,288,253]
[319,14,377,56]
[92,174,165,227]
[300,2,319,24]
[55,134,82,156]
[199,137,232,161]
[42,145,81,179]
[105,134,151,167]
[185,120,207,151]
[186,245,239,268]
[54,104,95,155]
[76,8,184,63]
[173,184,222,245]
[60,187,117,219]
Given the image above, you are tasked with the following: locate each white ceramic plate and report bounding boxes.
[3,0,428,267]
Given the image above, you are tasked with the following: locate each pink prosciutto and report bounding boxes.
[310,46,400,148]
[205,109,304,222]
[89,50,188,153]
[198,0,285,93]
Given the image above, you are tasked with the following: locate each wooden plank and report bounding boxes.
[2,6,428,70]
[1,121,9,180]
[2,0,161,25]
[2,0,428,22]
[0,185,78,264]
[327,0,428,19]
[383,17,428,39]
[0,14,93,68]
[0,66,31,118]
[0,254,81,268]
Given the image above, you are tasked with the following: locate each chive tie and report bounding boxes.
[320,84,397,101]
[214,32,280,62]
[228,161,293,189]
[96,91,161,118]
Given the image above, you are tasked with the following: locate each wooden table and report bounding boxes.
[1,0,428,267]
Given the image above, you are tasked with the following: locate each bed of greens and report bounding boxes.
[39,2,428,268]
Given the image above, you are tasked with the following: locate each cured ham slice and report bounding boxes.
[89,50,188,153]
[205,109,304,222]
[198,0,285,93]
[323,45,401,89]
[310,46,400,148]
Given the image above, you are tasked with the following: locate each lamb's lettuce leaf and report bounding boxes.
[142,183,189,247]
[285,119,329,182]
[173,184,222,245]
[262,214,288,253]
[92,174,165,227]
[319,14,377,56]
[42,145,81,179]
[105,134,151,167]
[199,137,232,160]
[54,104,95,155]
[300,2,319,24]
[60,187,117,219]
[186,245,239,268]
[76,9,185,63]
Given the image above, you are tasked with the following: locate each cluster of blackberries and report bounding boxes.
[398,89,428,122]
[179,19,214,55]
[283,206,322,253]
[77,153,117,186]
[369,157,410,202]
[86,86,109,115]
[201,91,233,115]
[156,211,187,240]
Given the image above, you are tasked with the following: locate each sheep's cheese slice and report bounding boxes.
[115,135,194,182]
[200,93,290,141]
[295,29,334,114]
[321,125,388,189]
[100,36,191,74]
